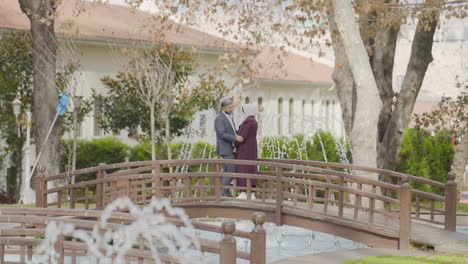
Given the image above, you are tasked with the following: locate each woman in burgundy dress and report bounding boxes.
[234,104,258,199]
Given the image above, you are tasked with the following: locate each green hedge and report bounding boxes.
[396,129,454,194]
[60,129,454,192]
[61,137,129,182]
[128,141,216,161]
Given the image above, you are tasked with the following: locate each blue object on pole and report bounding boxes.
[56,92,69,116]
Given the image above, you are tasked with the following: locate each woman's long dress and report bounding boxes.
[235,116,258,187]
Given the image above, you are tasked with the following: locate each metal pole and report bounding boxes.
[29,110,60,179]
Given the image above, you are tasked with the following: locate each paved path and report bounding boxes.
[272,248,428,264]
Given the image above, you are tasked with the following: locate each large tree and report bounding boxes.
[129,0,468,176]
[0,32,33,201]
[330,0,382,174]
[19,0,61,180]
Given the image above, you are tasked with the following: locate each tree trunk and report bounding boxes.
[372,27,400,144]
[150,104,156,161]
[165,112,171,160]
[328,10,356,138]
[19,1,60,182]
[332,0,382,175]
[452,129,468,189]
[378,10,439,171]
[165,111,172,172]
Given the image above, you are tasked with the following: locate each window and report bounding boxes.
[278,98,283,135]
[301,100,306,133]
[257,97,263,136]
[331,100,335,132]
[325,100,330,131]
[288,98,294,134]
[245,96,250,104]
[311,100,315,118]
[199,113,207,137]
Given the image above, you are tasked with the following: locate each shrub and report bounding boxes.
[397,129,455,194]
[128,141,208,161]
[61,137,129,182]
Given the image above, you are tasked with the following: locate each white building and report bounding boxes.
[0,0,340,191]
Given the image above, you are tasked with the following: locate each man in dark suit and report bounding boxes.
[215,97,243,197]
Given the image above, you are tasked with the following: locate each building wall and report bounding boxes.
[58,41,239,145]
[186,80,344,145]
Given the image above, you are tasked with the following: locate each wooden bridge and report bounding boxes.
[36,159,465,247]
[2,158,466,263]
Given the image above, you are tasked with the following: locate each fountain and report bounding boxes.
[28,197,201,264]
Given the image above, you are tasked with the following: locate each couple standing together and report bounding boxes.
[214,97,258,199]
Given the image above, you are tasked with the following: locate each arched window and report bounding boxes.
[199,113,207,137]
[278,98,283,135]
[311,100,315,118]
[331,100,336,132]
[289,98,294,135]
[325,100,330,131]
[245,96,250,104]
[257,97,263,136]
[301,99,306,133]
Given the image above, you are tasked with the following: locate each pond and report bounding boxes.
[194,219,366,263]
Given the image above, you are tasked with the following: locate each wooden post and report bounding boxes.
[445,171,457,231]
[220,221,236,264]
[215,164,221,203]
[70,188,76,209]
[56,235,64,264]
[338,177,344,217]
[184,176,191,200]
[35,168,46,207]
[398,181,411,250]
[57,191,62,208]
[27,246,32,261]
[96,163,106,210]
[276,168,284,225]
[0,244,4,264]
[250,212,266,264]
[138,236,144,264]
[247,178,252,200]
[154,164,162,198]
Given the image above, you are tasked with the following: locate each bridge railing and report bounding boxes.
[34,159,456,249]
[0,207,266,264]
[260,159,456,231]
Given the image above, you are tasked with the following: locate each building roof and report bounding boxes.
[252,47,333,84]
[0,0,237,50]
[0,0,334,84]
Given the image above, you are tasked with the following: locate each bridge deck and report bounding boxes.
[411,223,468,248]
[176,199,468,249]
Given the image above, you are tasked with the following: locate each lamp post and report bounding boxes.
[12,97,21,137]
[12,96,35,204]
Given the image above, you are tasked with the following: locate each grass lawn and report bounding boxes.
[457,203,468,213]
[390,202,468,213]
[345,255,468,264]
